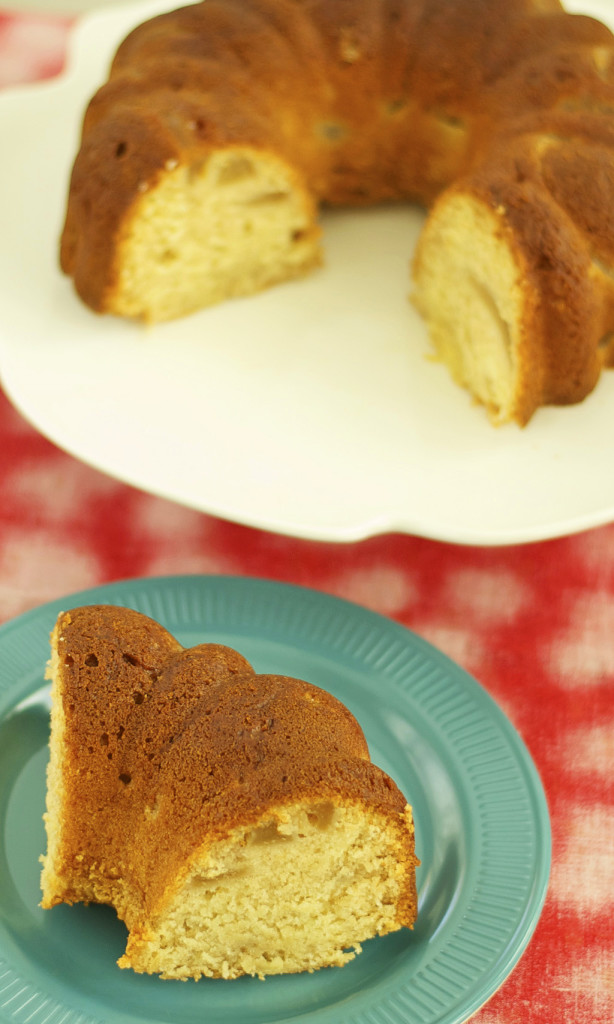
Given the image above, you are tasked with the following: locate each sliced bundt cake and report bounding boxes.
[59,0,614,423]
[40,605,418,979]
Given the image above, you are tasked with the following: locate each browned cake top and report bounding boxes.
[52,605,411,920]
[62,0,614,306]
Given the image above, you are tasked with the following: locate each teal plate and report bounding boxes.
[0,575,550,1024]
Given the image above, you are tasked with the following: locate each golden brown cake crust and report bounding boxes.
[43,605,418,936]
[62,0,573,301]
[59,0,614,422]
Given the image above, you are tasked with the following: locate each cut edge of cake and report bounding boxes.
[39,605,419,980]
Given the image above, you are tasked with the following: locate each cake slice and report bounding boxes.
[411,129,609,426]
[40,605,419,980]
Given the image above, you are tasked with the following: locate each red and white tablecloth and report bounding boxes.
[0,7,613,1023]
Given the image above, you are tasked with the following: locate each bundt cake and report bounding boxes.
[60,0,614,424]
[40,605,419,980]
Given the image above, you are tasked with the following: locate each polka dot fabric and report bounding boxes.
[1,8,613,1022]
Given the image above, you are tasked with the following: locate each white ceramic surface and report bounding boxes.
[0,0,613,545]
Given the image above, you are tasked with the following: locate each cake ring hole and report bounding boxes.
[339,30,362,63]
[248,802,336,846]
[84,653,98,667]
[118,772,132,786]
[435,112,465,130]
[559,96,614,116]
[307,801,335,830]
[215,156,257,186]
[115,141,128,159]
[249,821,293,845]
[317,121,347,142]
[598,331,614,360]
[591,46,614,82]
[244,190,291,206]
[384,98,408,116]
